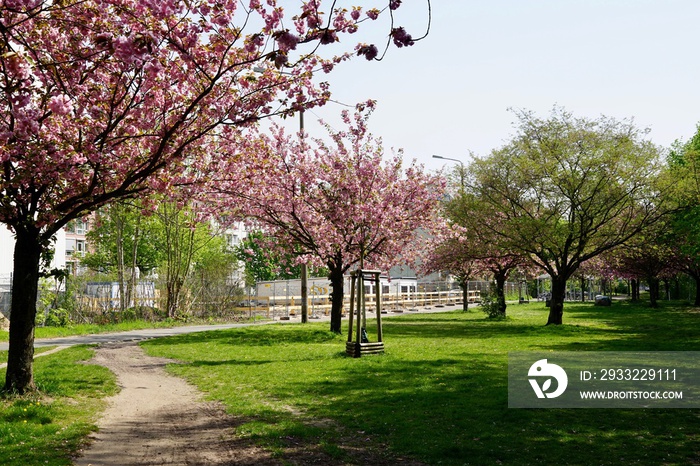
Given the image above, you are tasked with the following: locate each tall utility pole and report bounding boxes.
[253,67,309,322]
[300,110,309,323]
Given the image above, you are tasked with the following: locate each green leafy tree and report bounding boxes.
[189,234,242,317]
[82,201,164,312]
[665,125,700,305]
[156,201,236,319]
[469,108,670,325]
[234,231,304,287]
[430,166,528,317]
[85,198,240,317]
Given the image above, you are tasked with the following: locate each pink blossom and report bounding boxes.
[391,27,414,48]
[318,29,338,45]
[0,0,432,391]
[276,31,299,52]
[357,44,378,61]
[4,0,42,9]
[48,95,73,115]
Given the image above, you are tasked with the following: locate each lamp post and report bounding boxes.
[433,154,468,310]
[432,154,466,189]
[432,154,463,164]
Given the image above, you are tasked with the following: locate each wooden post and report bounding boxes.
[347,272,356,343]
[301,263,308,323]
[355,272,362,355]
[375,271,383,343]
[345,269,385,358]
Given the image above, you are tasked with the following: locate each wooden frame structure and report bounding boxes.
[346,269,384,357]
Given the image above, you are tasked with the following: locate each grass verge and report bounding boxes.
[0,346,118,466]
[141,300,700,465]
[0,315,262,342]
[0,346,59,364]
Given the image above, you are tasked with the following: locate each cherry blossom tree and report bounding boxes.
[213,102,444,333]
[422,227,479,312]
[426,220,528,316]
[427,171,530,317]
[0,0,430,393]
[606,228,678,308]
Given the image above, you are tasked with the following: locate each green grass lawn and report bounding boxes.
[141,301,700,465]
[0,346,117,466]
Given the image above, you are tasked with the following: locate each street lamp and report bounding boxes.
[432,154,463,164]
[433,154,466,189]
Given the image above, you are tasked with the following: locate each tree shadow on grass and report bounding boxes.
[276,354,700,465]
[144,325,340,348]
[141,305,700,465]
[551,301,700,351]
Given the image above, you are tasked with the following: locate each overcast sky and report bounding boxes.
[295,1,700,172]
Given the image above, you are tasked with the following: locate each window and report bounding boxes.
[75,220,87,235]
[75,240,86,256]
[67,218,89,235]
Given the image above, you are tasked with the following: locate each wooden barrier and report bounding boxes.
[260,290,475,317]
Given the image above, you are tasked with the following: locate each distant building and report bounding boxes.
[256,274,420,303]
[0,226,66,318]
[65,216,92,275]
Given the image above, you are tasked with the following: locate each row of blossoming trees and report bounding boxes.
[2,0,698,397]
[0,0,436,393]
[426,107,700,324]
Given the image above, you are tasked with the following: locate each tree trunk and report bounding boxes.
[672,277,680,301]
[630,279,634,301]
[631,279,639,301]
[328,265,344,334]
[694,275,700,307]
[128,214,141,310]
[4,228,43,394]
[463,285,469,311]
[460,279,469,312]
[580,276,586,302]
[546,276,567,325]
[494,273,507,317]
[648,276,660,308]
[115,212,127,313]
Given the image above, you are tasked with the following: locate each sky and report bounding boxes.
[294,1,700,172]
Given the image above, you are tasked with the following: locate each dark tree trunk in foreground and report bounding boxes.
[328,265,344,334]
[631,279,639,301]
[459,277,470,312]
[547,277,567,325]
[648,276,660,308]
[494,273,507,317]
[694,276,700,307]
[4,228,43,393]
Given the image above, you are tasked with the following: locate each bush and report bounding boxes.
[45,307,71,327]
[480,287,505,319]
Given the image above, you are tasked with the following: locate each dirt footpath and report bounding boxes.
[74,343,279,465]
[75,343,425,466]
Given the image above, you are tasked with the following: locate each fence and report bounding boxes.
[10,273,690,326]
[246,280,497,320]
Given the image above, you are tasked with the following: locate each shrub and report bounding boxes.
[479,287,505,319]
